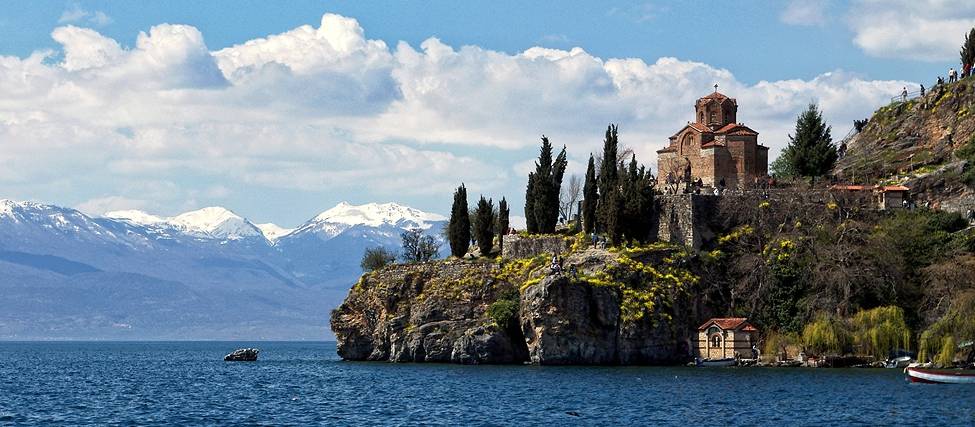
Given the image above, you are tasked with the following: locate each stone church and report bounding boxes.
[657,89,769,188]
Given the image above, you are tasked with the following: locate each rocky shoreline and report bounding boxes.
[330,245,697,365]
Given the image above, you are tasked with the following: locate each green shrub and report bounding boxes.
[487,298,519,330]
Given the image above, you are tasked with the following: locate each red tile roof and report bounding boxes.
[700,91,731,101]
[881,185,910,192]
[701,141,722,148]
[698,317,754,331]
[714,123,758,136]
[657,147,676,153]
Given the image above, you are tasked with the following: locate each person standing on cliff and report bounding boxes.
[950,67,958,83]
[920,84,925,97]
[901,87,908,101]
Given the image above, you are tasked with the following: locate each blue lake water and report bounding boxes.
[0,341,972,426]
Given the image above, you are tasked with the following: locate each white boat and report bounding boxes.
[905,367,975,384]
[885,356,912,369]
[696,357,736,367]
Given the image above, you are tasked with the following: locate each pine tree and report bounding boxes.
[448,184,471,258]
[497,197,510,253]
[474,196,495,257]
[582,155,598,235]
[779,104,837,182]
[524,172,537,233]
[961,27,975,71]
[597,124,620,234]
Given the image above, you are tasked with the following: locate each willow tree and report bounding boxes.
[802,314,851,355]
[849,306,911,360]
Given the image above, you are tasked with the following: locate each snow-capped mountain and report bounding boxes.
[106,206,264,241]
[0,199,447,340]
[289,201,446,241]
[256,223,293,242]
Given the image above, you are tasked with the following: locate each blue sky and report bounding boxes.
[0,1,970,227]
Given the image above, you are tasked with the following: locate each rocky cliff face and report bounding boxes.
[331,244,697,365]
[836,80,975,212]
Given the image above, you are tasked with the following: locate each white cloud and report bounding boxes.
[848,0,975,61]
[781,0,828,26]
[0,12,911,219]
[58,2,112,27]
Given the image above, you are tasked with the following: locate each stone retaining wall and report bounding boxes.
[502,235,571,259]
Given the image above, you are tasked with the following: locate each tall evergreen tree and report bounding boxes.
[448,184,471,258]
[524,172,537,233]
[597,125,620,234]
[497,197,510,252]
[778,104,837,182]
[961,27,975,71]
[525,136,567,234]
[474,196,495,256]
[582,155,598,235]
[619,155,656,243]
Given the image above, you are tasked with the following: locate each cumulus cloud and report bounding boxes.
[0,12,911,219]
[848,0,975,61]
[781,0,828,26]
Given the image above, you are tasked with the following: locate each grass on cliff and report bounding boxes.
[578,241,697,324]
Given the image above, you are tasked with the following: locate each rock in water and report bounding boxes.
[224,348,260,361]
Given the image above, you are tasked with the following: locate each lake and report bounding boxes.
[0,341,971,425]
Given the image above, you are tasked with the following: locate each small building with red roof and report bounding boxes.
[657,88,769,189]
[695,317,759,360]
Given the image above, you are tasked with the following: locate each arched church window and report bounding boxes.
[710,112,716,123]
[699,112,704,123]
[710,335,721,348]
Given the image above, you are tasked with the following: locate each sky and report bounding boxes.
[1,0,973,227]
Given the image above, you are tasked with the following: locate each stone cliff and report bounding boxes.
[330,241,698,365]
[836,80,975,212]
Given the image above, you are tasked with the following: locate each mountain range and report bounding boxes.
[0,199,446,340]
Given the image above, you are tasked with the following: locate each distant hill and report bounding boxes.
[835,81,975,212]
[0,199,445,340]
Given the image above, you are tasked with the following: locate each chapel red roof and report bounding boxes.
[700,91,731,101]
[698,317,753,331]
[881,185,910,192]
[714,123,758,136]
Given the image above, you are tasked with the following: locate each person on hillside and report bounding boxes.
[920,84,925,97]
[949,67,958,83]
[901,87,908,101]
[591,231,598,248]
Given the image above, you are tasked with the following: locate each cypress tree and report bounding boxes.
[779,103,837,182]
[524,172,537,233]
[448,184,471,258]
[582,155,598,235]
[961,27,975,71]
[474,196,495,256]
[597,124,620,235]
[497,197,510,252]
[525,136,567,234]
[619,155,655,243]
